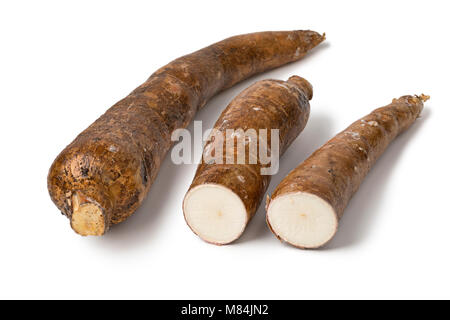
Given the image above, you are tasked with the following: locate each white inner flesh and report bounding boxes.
[184,184,248,245]
[267,192,338,248]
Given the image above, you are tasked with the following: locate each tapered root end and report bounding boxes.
[70,193,106,236]
[183,184,248,245]
[288,76,313,100]
[294,30,326,50]
[418,94,430,102]
[308,30,326,46]
[267,192,338,249]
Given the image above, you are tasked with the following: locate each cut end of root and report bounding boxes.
[71,193,106,236]
[183,184,248,245]
[418,94,430,102]
[267,192,338,249]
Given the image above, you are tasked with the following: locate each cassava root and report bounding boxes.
[183,76,312,245]
[266,94,429,249]
[47,30,325,236]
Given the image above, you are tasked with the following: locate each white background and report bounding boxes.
[0,0,448,299]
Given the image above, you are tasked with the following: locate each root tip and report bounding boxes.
[418,94,430,102]
[287,75,313,100]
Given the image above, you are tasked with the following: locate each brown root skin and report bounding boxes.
[183,76,312,245]
[267,94,427,249]
[287,75,313,100]
[48,30,325,235]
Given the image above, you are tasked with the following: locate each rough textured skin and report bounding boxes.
[47,30,325,234]
[184,76,312,239]
[266,94,428,248]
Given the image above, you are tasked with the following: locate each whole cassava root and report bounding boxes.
[47,30,325,236]
[183,76,312,245]
[266,94,429,249]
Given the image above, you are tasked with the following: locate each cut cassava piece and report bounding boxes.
[47,30,325,236]
[183,76,312,245]
[266,94,429,249]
